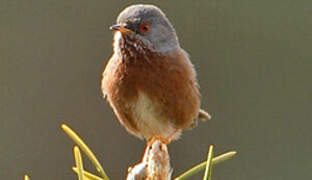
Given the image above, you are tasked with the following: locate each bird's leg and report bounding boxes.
[147,130,181,146]
[148,136,170,146]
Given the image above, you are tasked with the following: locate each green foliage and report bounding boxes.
[24,124,236,180]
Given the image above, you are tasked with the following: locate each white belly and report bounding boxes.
[132,92,179,140]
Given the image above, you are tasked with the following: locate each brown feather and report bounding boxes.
[102,32,200,140]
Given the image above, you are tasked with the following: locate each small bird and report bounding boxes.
[101,4,211,142]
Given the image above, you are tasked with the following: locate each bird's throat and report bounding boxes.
[113,31,158,62]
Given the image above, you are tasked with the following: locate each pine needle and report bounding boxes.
[61,124,109,180]
[203,145,213,180]
[72,167,104,180]
[24,174,30,180]
[74,146,85,180]
[175,151,236,180]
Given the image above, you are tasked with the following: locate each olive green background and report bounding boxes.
[1,0,311,179]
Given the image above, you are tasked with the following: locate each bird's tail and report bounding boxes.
[188,109,212,129]
[198,109,212,121]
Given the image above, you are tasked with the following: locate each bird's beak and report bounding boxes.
[109,24,133,34]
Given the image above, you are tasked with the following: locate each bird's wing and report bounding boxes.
[101,53,115,100]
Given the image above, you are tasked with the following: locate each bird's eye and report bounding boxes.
[139,22,151,34]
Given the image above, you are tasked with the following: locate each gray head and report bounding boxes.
[110,4,180,53]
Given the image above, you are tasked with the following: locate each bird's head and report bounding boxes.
[111,4,180,54]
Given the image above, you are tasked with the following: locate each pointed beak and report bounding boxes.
[109,24,133,34]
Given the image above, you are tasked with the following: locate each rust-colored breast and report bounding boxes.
[102,42,200,139]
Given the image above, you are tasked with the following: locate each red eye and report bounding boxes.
[139,22,151,34]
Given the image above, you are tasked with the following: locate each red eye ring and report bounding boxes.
[139,22,151,34]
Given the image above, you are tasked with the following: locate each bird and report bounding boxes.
[101,4,211,143]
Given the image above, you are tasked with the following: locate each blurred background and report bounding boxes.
[1,0,311,179]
